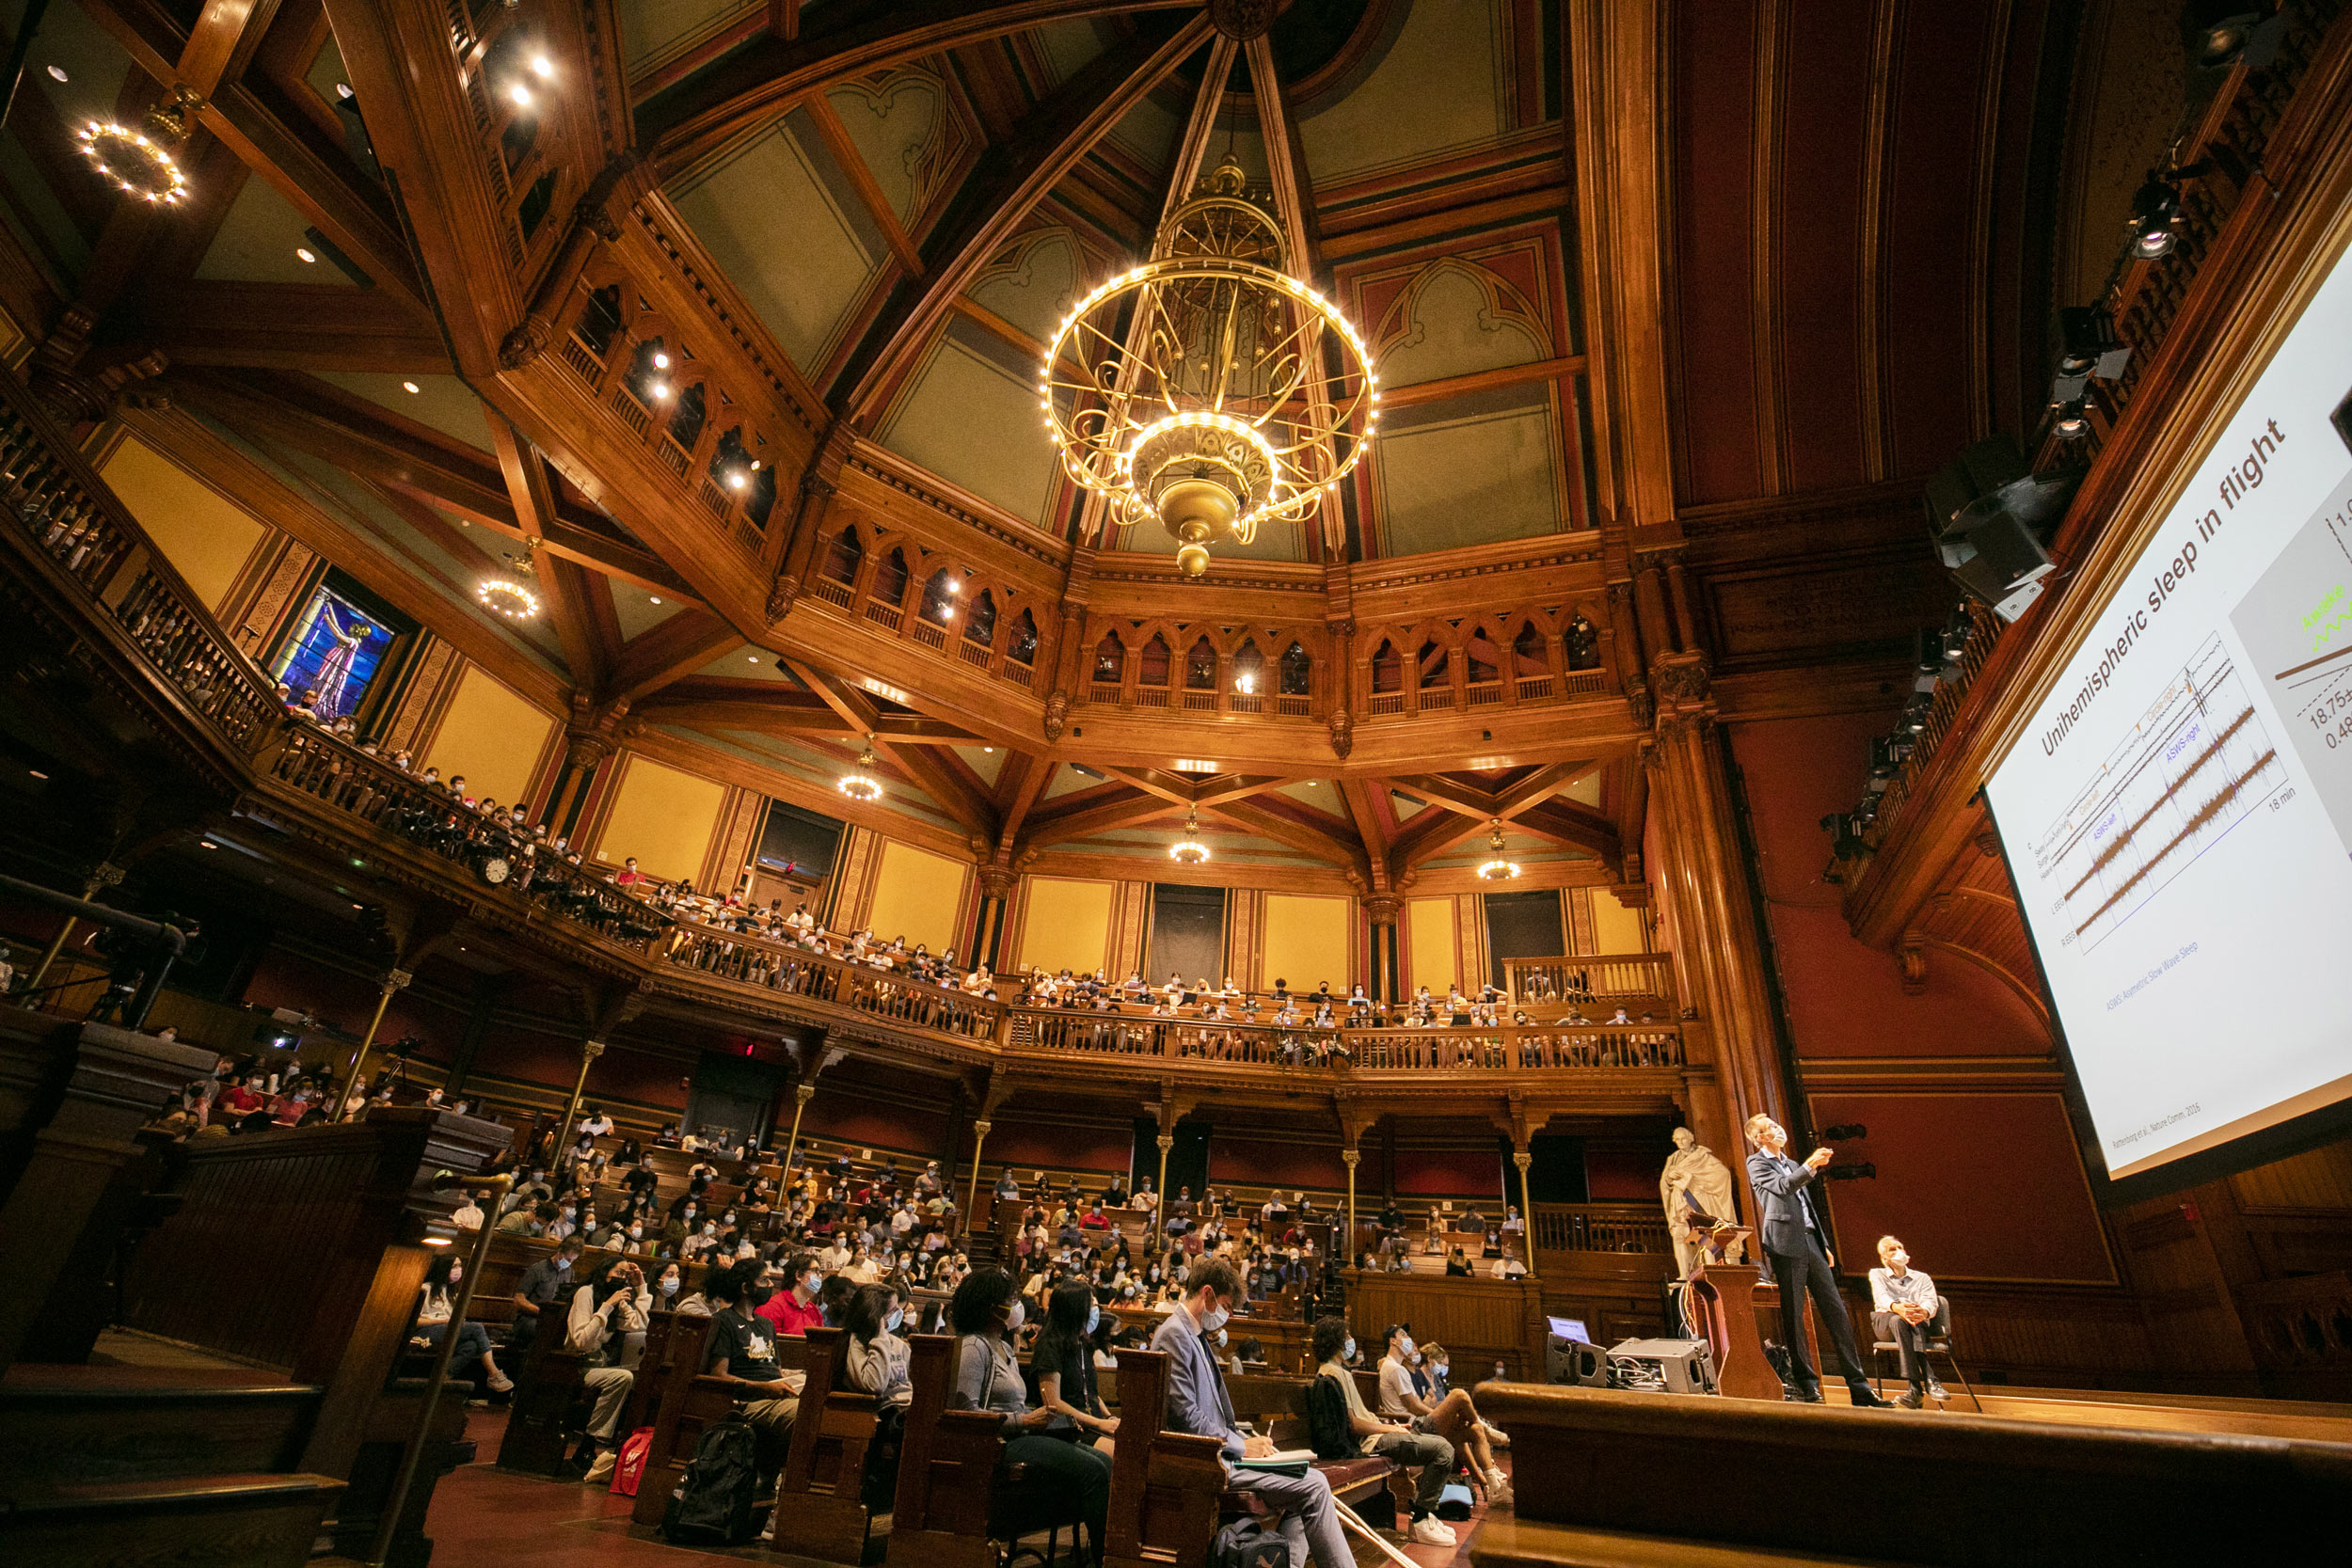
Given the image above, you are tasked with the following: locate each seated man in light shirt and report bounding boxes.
[1868,1234,1945,1406]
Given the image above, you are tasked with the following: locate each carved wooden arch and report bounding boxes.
[1371,254,1553,367]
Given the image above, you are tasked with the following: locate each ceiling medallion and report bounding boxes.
[1041,157,1376,577]
[837,737,883,803]
[1475,818,1521,882]
[1209,0,1278,41]
[476,540,543,620]
[1168,811,1211,865]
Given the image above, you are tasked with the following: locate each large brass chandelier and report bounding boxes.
[1041,158,1377,577]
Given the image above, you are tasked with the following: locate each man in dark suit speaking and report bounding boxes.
[1744,1113,1890,1407]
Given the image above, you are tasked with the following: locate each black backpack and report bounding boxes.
[1303,1373,1353,1461]
[1213,1516,1292,1568]
[661,1413,762,1545]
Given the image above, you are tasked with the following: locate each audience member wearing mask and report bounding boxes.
[947,1270,1112,1556]
[508,1234,585,1353]
[844,1284,914,1411]
[413,1253,514,1394]
[1376,1323,1510,1506]
[758,1250,828,1336]
[1029,1281,1120,1455]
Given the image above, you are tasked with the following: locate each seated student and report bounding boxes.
[413,1253,515,1393]
[565,1257,652,1481]
[702,1261,804,1489]
[1030,1280,1119,1454]
[509,1233,585,1351]
[1376,1323,1509,1504]
[1868,1235,1946,1408]
[845,1283,914,1410]
[578,1104,614,1138]
[1309,1315,1457,1546]
[1491,1251,1527,1280]
[1152,1262,1351,1568]
[759,1252,830,1337]
[1444,1246,1474,1277]
[948,1270,1112,1551]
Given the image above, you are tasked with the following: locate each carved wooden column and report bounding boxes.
[1361,895,1401,1002]
[964,1118,993,1220]
[779,1081,818,1190]
[24,861,124,991]
[335,967,412,1117]
[1343,1145,1360,1252]
[556,1037,607,1146]
[1643,654,1783,1174]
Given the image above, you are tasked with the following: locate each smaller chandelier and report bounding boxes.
[78,119,188,204]
[1475,818,1521,881]
[1168,812,1210,865]
[838,738,882,803]
[477,542,542,620]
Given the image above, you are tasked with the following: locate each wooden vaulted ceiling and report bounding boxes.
[0,0,2078,895]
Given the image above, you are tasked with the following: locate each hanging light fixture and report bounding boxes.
[78,87,202,206]
[1168,811,1210,865]
[476,541,543,620]
[1475,818,1521,881]
[837,737,882,802]
[1041,157,1377,578]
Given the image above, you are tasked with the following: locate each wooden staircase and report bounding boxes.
[0,1362,342,1566]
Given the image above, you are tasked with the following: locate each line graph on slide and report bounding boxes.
[2029,633,2288,951]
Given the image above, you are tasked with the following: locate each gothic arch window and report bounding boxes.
[1371,639,1402,693]
[820,528,864,586]
[574,283,622,359]
[1092,631,1125,683]
[871,546,910,606]
[1008,609,1039,666]
[1513,622,1547,676]
[1279,641,1311,696]
[1232,640,1265,696]
[963,589,997,647]
[1184,636,1218,689]
[1418,639,1449,689]
[1138,633,1172,687]
[918,567,959,627]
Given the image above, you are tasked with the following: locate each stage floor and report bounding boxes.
[1816,1378,2352,1442]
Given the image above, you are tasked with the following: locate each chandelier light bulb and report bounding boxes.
[1475,818,1521,881]
[838,739,883,802]
[77,119,189,205]
[1169,812,1210,865]
[477,543,544,620]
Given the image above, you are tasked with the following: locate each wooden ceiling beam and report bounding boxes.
[1018,786,1165,851]
[1204,800,1368,876]
[116,283,450,372]
[992,754,1055,860]
[608,610,740,705]
[640,0,1205,172]
[804,94,927,277]
[1515,800,1624,868]
[785,657,994,837]
[836,12,1216,424]
[1336,778,1393,891]
[492,411,607,693]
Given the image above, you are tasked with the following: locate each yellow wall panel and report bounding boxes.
[1592,887,1648,953]
[1406,896,1456,997]
[1018,877,1115,977]
[100,435,266,611]
[1262,894,1350,994]
[866,838,968,953]
[422,666,552,808]
[595,753,726,883]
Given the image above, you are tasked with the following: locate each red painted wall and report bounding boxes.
[1213,1134,1348,1193]
[1804,1090,2114,1284]
[809,1084,951,1160]
[1728,714,2049,1057]
[1585,1148,1660,1203]
[1391,1143,1509,1201]
[988,1116,1133,1178]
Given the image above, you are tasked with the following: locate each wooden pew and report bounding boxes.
[1226,1370,1410,1525]
[773,1324,891,1562]
[1471,1382,2352,1568]
[492,1321,591,1474]
[630,1317,805,1527]
[884,1333,1025,1568]
[1099,1350,1234,1568]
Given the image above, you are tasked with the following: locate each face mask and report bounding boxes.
[1087,1305,1101,1333]
[630,1226,643,1238]
[1200,1304,1230,1335]
[1343,1338,1357,1361]
[1007,1299,1025,1331]
[1435,1363,1449,1377]
[749,1283,777,1307]
[1398,1334,1415,1357]
[1216,1328,1228,1346]
[555,1256,574,1272]
[703,1223,717,1235]
[1411,1352,1423,1365]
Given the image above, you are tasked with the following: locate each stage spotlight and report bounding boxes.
[2182,3,2285,73]
[333,85,382,181]
[1820,1123,1869,1141]
[1820,813,1868,859]
[2052,399,2090,437]
[2130,176,2182,260]
[2057,305,2131,381]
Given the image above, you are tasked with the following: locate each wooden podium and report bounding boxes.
[1684,1236,1786,1401]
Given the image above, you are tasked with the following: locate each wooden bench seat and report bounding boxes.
[884,1333,1050,1568]
[773,1324,894,1562]
[630,1315,802,1528]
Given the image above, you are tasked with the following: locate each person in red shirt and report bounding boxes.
[215,1076,264,1119]
[757,1250,827,1337]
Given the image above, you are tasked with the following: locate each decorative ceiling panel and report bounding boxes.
[618,0,763,86]
[876,318,1064,526]
[1296,0,1506,182]
[667,111,888,378]
[1370,383,1563,555]
[310,372,494,454]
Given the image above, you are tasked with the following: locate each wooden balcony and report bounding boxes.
[1501,953,1677,1018]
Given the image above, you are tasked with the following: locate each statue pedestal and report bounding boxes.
[1685,1244,1784,1401]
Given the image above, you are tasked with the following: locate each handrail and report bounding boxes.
[1499,952,1677,1011]
[1531,1201,1675,1258]
[0,366,281,752]
[1003,1007,1682,1074]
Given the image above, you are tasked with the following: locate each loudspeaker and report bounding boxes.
[1945,511,2055,622]
[1548,1338,1607,1386]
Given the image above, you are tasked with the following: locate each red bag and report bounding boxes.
[609,1426,655,1497]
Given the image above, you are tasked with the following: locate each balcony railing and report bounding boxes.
[1006,1009,1682,1074]
[1532,1202,1675,1259]
[1,368,280,755]
[1500,952,1677,1014]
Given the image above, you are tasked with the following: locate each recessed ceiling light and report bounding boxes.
[748,655,759,663]
[509,83,532,108]
[401,380,421,393]
[295,246,317,263]
[649,380,670,399]
[47,66,67,82]
[530,55,554,79]
[29,768,50,780]
[653,352,670,370]
[648,594,661,605]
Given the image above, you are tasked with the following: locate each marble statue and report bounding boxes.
[1661,1126,1745,1275]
